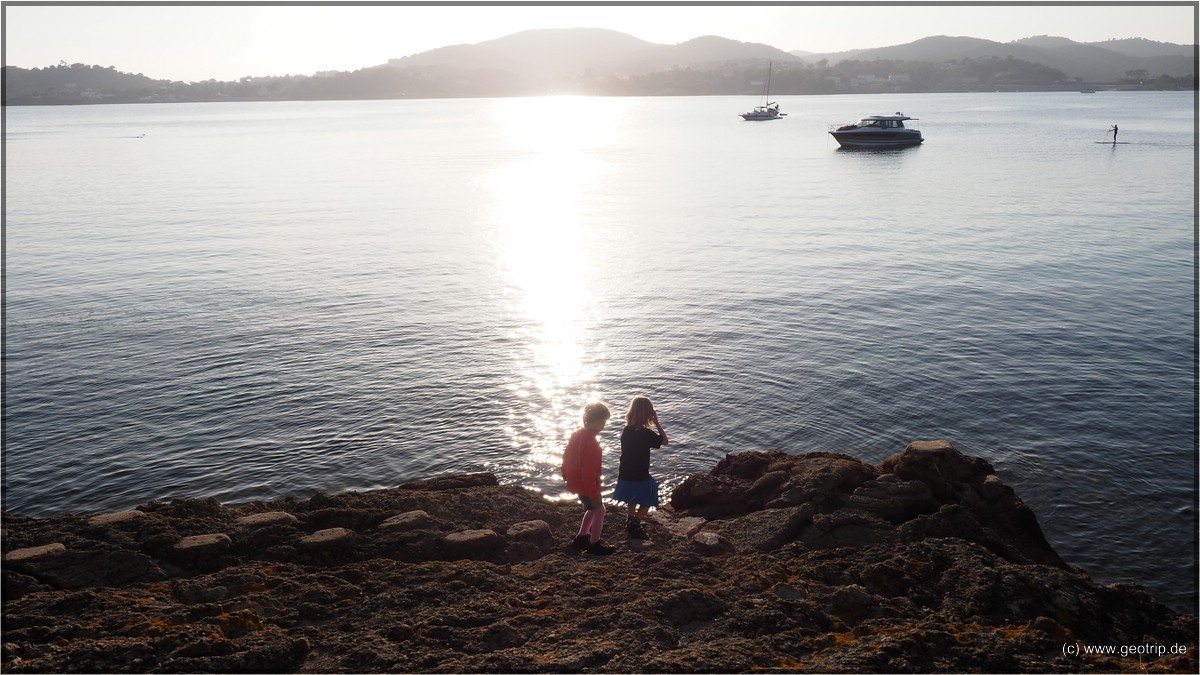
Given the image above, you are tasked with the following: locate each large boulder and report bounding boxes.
[669,442,1066,566]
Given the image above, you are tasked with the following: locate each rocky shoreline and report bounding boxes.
[3,440,1195,673]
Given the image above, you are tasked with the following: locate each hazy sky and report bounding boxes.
[4,3,1196,83]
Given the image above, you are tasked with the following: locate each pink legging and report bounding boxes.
[576,495,605,543]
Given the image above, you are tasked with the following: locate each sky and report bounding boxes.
[3,2,1196,83]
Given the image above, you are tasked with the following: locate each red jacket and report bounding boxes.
[561,427,602,498]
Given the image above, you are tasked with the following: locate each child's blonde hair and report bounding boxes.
[582,402,611,426]
[624,396,656,428]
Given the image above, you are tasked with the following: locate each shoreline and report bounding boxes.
[3,440,1196,672]
[3,86,1190,108]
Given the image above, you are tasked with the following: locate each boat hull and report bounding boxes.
[829,131,923,148]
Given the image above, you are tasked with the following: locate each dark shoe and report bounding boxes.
[570,534,590,550]
[626,519,648,540]
[587,540,616,555]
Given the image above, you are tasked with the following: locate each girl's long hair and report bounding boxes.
[624,396,655,429]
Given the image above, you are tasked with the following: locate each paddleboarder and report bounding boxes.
[1111,124,1118,144]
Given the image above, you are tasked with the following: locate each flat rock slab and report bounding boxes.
[300,528,355,548]
[506,520,551,542]
[87,510,146,526]
[175,533,232,553]
[651,514,707,539]
[443,529,502,554]
[380,510,434,531]
[4,543,66,562]
[236,512,299,528]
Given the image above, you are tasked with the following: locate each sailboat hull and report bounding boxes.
[740,111,785,121]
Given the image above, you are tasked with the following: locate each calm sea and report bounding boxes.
[3,92,1195,610]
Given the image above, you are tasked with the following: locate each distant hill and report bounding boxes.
[388,28,800,77]
[801,34,1195,82]
[5,29,1194,105]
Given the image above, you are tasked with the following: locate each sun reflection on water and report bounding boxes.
[483,97,621,494]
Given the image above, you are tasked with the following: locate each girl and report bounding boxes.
[561,402,616,555]
[614,396,668,540]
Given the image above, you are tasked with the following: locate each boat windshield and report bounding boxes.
[860,118,905,128]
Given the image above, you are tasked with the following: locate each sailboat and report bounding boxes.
[740,62,785,121]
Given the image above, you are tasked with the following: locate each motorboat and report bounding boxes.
[829,113,923,148]
[740,62,786,121]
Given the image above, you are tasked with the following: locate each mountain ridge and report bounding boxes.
[798,34,1195,83]
[4,29,1193,104]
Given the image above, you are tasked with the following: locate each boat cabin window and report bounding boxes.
[861,118,907,129]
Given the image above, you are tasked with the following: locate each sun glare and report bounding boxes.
[485,96,619,487]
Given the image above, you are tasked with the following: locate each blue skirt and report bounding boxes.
[613,476,659,507]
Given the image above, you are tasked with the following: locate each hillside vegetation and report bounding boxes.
[4,30,1193,105]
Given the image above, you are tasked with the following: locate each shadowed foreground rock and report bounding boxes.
[2,441,1195,673]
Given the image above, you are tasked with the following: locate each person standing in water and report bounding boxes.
[614,396,668,540]
[561,402,616,555]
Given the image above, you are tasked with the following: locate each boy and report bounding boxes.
[561,402,616,555]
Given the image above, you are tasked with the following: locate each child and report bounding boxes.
[614,396,668,540]
[561,402,616,555]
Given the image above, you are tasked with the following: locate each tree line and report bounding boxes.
[4,58,1194,106]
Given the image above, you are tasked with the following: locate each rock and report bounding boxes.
[11,547,165,590]
[0,454,1193,674]
[879,439,993,501]
[799,510,897,550]
[702,503,817,552]
[236,512,298,528]
[655,587,728,626]
[505,520,551,543]
[847,474,939,523]
[650,513,706,539]
[379,510,434,531]
[443,529,503,557]
[174,533,232,553]
[671,451,879,517]
[3,543,65,562]
[691,531,735,555]
[87,510,146,527]
[828,584,880,624]
[300,527,355,548]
